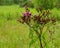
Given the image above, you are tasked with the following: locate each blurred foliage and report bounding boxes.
[0,5,60,48]
[0,5,60,21]
[0,0,60,9]
[32,0,59,9]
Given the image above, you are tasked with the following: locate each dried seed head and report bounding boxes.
[42,11,45,16]
[51,18,56,24]
[17,18,24,23]
[45,9,50,16]
[51,18,56,22]
[34,15,38,20]
[39,6,43,12]
[36,6,43,12]
[25,6,28,10]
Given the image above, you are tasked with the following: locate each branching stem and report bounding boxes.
[27,23,44,48]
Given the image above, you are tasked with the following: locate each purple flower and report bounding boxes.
[22,12,27,16]
[26,12,31,16]
[23,12,31,16]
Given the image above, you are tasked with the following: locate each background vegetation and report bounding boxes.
[0,0,60,9]
[0,0,60,48]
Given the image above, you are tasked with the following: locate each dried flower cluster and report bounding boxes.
[17,6,56,26]
[17,6,56,48]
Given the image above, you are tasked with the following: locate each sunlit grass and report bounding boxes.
[0,5,60,48]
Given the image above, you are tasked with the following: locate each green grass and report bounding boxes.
[0,5,60,48]
[0,19,29,48]
[0,5,38,20]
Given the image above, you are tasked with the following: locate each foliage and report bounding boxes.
[18,6,57,48]
[0,5,60,48]
[33,0,58,9]
[0,0,60,9]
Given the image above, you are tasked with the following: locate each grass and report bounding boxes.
[0,19,29,48]
[0,5,60,48]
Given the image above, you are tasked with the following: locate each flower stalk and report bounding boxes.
[17,6,56,48]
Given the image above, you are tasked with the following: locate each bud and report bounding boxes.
[33,15,41,24]
[51,18,56,25]
[17,17,24,23]
[22,7,32,24]
[51,18,56,22]
[42,11,45,16]
[39,6,43,12]
[46,9,50,16]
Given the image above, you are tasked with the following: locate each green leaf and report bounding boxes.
[29,39,34,47]
[33,23,39,30]
[42,36,49,48]
[29,28,34,39]
[29,36,38,48]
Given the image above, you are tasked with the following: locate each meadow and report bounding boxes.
[0,5,60,48]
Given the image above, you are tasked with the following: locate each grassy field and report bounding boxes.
[0,5,60,48]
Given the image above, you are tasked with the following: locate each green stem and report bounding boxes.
[39,27,43,48]
[27,23,44,48]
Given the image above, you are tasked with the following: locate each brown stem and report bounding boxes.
[33,26,44,48]
[27,23,44,48]
[34,29,43,48]
[39,27,44,48]
[39,36,43,48]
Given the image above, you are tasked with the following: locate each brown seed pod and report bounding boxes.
[17,18,24,23]
[45,9,50,16]
[25,16,31,24]
[33,15,38,21]
[51,18,56,25]
[33,15,41,24]
[39,6,43,12]
[36,6,43,12]
[42,11,45,16]
[40,17,50,25]
[22,16,26,21]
